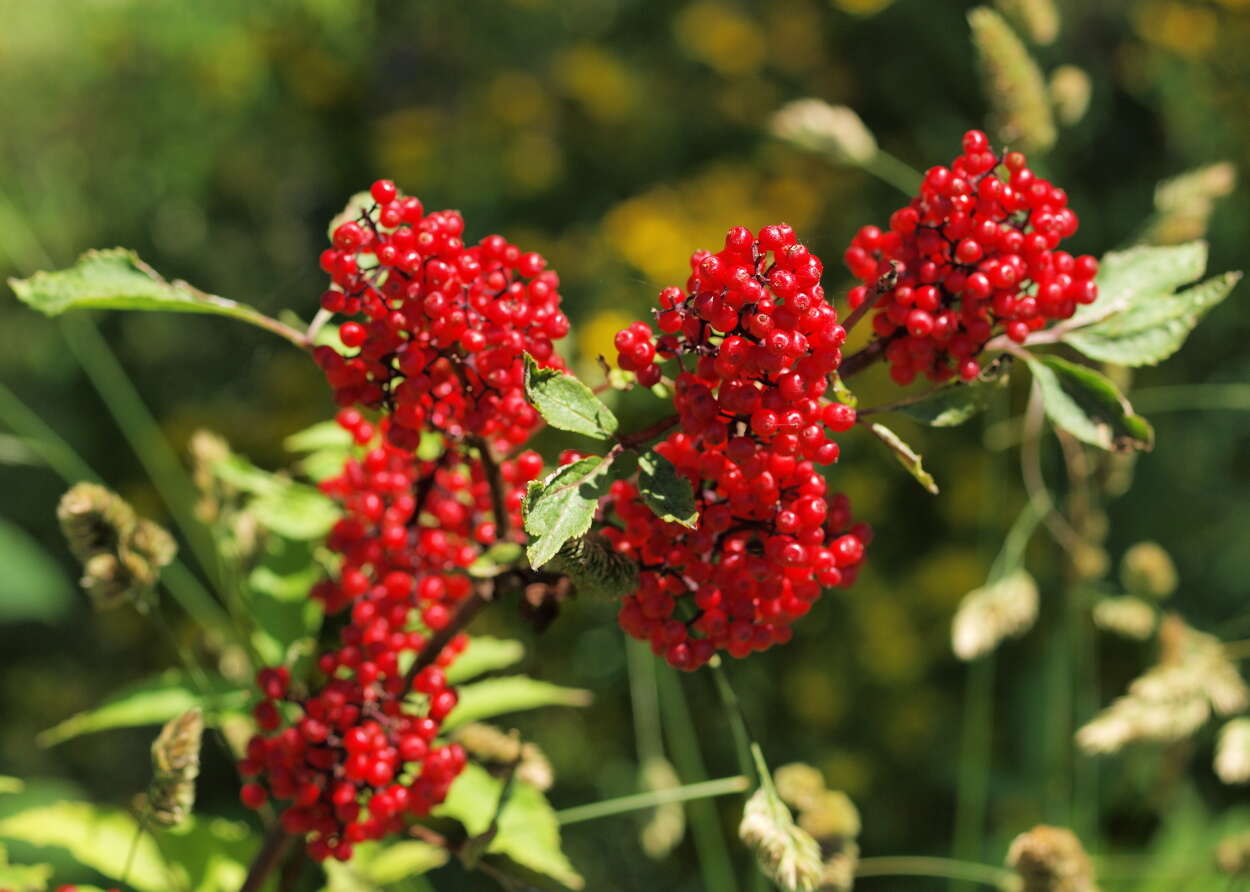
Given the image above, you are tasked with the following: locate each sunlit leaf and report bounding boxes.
[443,677,592,730]
[636,450,697,527]
[523,354,618,440]
[1026,355,1154,452]
[868,423,939,494]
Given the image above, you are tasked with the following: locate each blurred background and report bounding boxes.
[1,0,1249,888]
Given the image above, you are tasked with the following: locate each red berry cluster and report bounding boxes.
[313,179,570,452]
[843,130,1099,384]
[239,643,467,861]
[608,225,867,669]
[608,432,870,670]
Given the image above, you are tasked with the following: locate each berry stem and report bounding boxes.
[618,413,680,450]
[838,337,889,379]
[240,824,294,892]
[469,435,511,541]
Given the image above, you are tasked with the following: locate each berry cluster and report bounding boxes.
[239,644,467,861]
[843,130,1098,383]
[609,226,867,668]
[313,179,570,451]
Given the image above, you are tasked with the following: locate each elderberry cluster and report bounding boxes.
[609,226,868,669]
[843,130,1099,383]
[314,179,570,452]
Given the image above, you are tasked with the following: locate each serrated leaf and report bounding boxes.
[523,354,618,440]
[7,248,274,329]
[436,766,584,890]
[1026,355,1154,452]
[0,516,75,623]
[523,457,611,568]
[1069,241,1209,327]
[896,370,1010,427]
[868,423,939,494]
[636,450,698,527]
[37,670,247,748]
[1064,271,1241,366]
[443,676,592,730]
[446,636,526,684]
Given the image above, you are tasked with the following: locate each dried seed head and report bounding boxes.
[1006,825,1097,892]
[1216,718,1250,785]
[148,708,203,828]
[770,99,878,165]
[1120,542,1178,600]
[798,790,861,841]
[774,763,827,814]
[57,482,136,562]
[968,7,1056,153]
[452,723,553,791]
[1092,596,1157,641]
[951,569,1039,661]
[1145,162,1237,245]
[739,787,825,892]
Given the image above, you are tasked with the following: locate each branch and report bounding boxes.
[619,413,680,450]
[470,436,511,541]
[839,337,889,379]
[240,824,294,892]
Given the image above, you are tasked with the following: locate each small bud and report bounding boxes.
[770,99,879,166]
[968,7,1056,153]
[951,569,1039,661]
[1006,825,1097,892]
[639,757,685,860]
[1216,718,1250,785]
[994,0,1060,45]
[739,786,825,892]
[1092,596,1157,641]
[1120,542,1178,600]
[1048,65,1092,126]
[147,708,203,828]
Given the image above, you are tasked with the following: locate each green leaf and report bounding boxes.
[1026,355,1154,452]
[8,248,274,329]
[636,450,698,527]
[436,766,584,890]
[37,670,247,748]
[868,423,939,494]
[446,636,526,684]
[443,676,592,730]
[1069,240,1209,327]
[467,542,524,579]
[0,803,253,892]
[213,454,340,540]
[896,368,1010,427]
[0,842,52,891]
[246,535,324,666]
[523,457,611,568]
[0,517,75,623]
[523,353,618,440]
[322,840,448,890]
[1063,271,1242,367]
[284,420,352,454]
[548,534,639,600]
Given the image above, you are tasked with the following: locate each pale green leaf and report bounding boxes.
[283,420,352,454]
[322,840,448,890]
[636,450,697,527]
[446,636,526,684]
[1070,240,1208,326]
[896,369,1010,427]
[246,536,324,666]
[868,423,939,494]
[1064,272,1241,366]
[443,677,592,730]
[523,457,611,568]
[467,542,524,579]
[37,670,247,748]
[0,517,75,623]
[523,354,618,440]
[1026,355,1154,452]
[8,248,275,329]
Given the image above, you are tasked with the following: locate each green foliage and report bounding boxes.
[210,452,340,541]
[322,841,449,890]
[246,533,324,667]
[549,533,639,600]
[1071,241,1209,327]
[0,517,75,623]
[523,353,619,440]
[436,764,585,890]
[1064,271,1242,367]
[636,449,697,527]
[445,636,527,684]
[1025,355,1154,452]
[523,457,612,568]
[7,248,279,332]
[0,801,252,892]
[444,676,593,730]
[36,669,246,748]
[868,424,939,494]
[283,420,354,483]
[0,843,53,892]
[895,369,1010,428]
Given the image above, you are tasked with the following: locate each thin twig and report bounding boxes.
[618,413,680,450]
[1021,380,1086,558]
[470,436,511,541]
[240,824,294,892]
[839,337,889,379]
